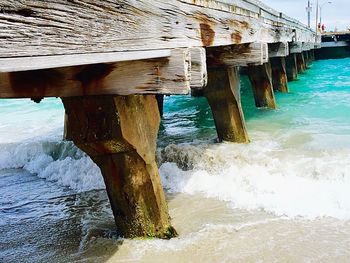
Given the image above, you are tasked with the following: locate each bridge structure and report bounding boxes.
[0,0,320,239]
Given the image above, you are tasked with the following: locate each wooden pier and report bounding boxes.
[0,0,320,238]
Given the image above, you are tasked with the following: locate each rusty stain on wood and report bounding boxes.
[0,0,316,59]
[0,49,191,98]
[9,69,64,97]
[74,63,115,86]
[206,42,266,68]
[238,20,250,29]
[231,32,242,44]
[200,23,215,46]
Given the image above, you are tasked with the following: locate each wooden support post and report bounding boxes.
[296,53,306,73]
[204,67,249,143]
[285,54,298,81]
[308,50,314,62]
[191,89,204,97]
[270,57,289,93]
[304,51,310,67]
[61,95,177,239]
[310,50,315,61]
[302,52,307,70]
[247,62,277,109]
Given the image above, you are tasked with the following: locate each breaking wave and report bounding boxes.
[159,141,350,220]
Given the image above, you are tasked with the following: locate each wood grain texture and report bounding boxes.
[285,53,298,81]
[0,50,172,73]
[302,42,314,51]
[0,49,191,98]
[247,62,277,109]
[289,42,303,54]
[206,42,268,67]
[204,67,249,143]
[190,47,207,89]
[268,42,289,58]
[62,95,177,239]
[271,57,288,92]
[296,52,306,73]
[0,0,315,61]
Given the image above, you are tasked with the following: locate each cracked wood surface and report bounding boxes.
[0,0,315,60]
[0,49,191,98]
[206,42,268,67]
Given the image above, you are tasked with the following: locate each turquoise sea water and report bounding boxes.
[160,58,350,148]
[1,58,350,262]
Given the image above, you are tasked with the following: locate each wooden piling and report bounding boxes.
[310,50,316,61]
[308,50,314,62]
[247,62,277,109]
[304,51,311,68]
[285,54,298,81]
[270,57,289,93]
[296,52,306,73]
[204,67,249,143]
[61,95,177,239]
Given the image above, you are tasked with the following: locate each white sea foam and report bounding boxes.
[2,133,350,219]
[159,141,350,220]
[0,141,104,192]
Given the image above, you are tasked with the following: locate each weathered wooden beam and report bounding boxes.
[314,43,322,49]
[285,54,298,81]
[190,47,207,89]
[206,43,268,67]
[302,42,314,51]
[247,62,277,109]
[270,57,289,93]
[0,0,299,61]
[0,50,171,73]
[261,43,269,65]
[296,52,306,73]
[289,42,303,54]
[62,95,177,239]
[294,28,317,43]
[204,67,249,143]
[268,42,289,58]
[0,49,191,98]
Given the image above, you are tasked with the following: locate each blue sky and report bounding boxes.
[262,0,349,31]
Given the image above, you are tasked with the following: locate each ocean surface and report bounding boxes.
[1,58,350,262]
